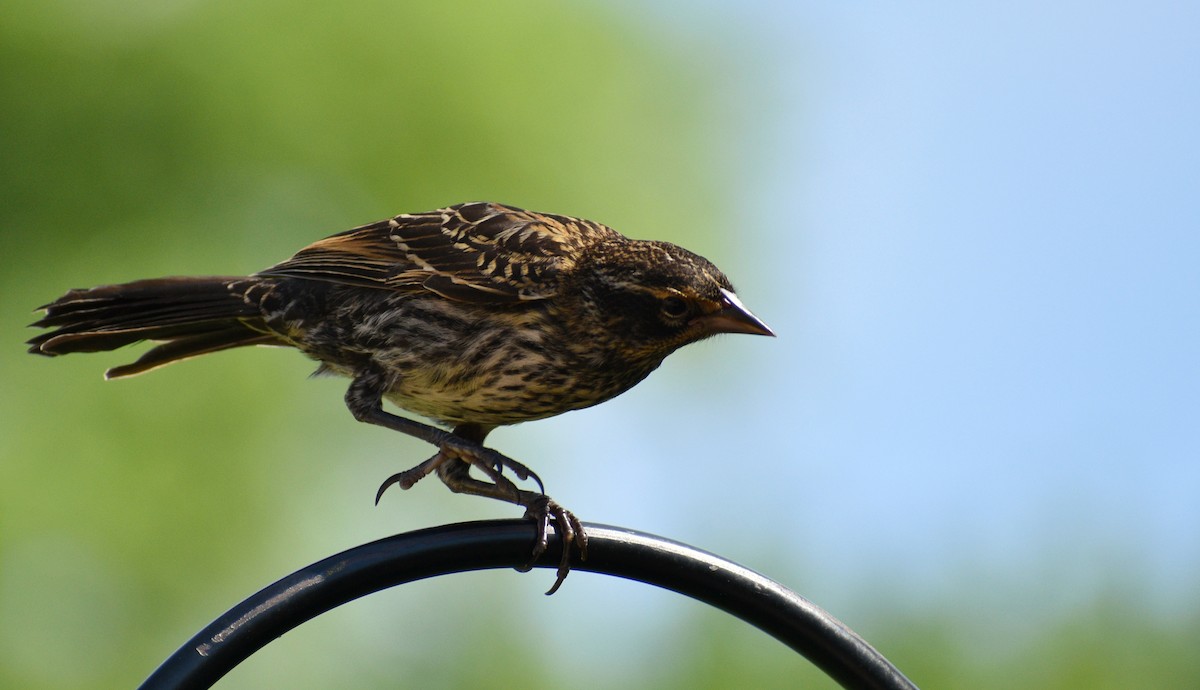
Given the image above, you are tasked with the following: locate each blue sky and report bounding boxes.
[554,0,1200,617]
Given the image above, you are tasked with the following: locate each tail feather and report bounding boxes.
[104,327,278,379]
[28,276,280,377]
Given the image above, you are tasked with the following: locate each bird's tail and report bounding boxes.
[27,276,279,378]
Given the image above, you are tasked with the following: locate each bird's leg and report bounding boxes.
[347,369,586,593]
[347,371,542,497]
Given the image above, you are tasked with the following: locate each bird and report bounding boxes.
[27,201,774,593]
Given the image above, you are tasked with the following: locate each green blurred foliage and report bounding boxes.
[1,1,1196,688]
[1,1,719,687]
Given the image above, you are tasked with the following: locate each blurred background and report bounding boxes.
[2,0,1198,687]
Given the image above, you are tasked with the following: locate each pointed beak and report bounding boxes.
[696,288,775,337]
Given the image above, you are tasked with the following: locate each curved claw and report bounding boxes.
[374,472,405,505]
[509,458,544,494]
[532,475,546,495]
[375,452,449,504]
[471,446,545,495]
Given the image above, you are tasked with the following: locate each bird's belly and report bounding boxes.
[382,364,611,427]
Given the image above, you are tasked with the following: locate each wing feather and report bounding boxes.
[258,202,620,303]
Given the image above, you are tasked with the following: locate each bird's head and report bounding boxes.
[571,239,774,363]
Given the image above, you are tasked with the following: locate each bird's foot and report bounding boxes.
[520,494,588,595]
[372,432,582,594]
[374,436,545,504]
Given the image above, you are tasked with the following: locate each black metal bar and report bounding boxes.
[139,521,917,690]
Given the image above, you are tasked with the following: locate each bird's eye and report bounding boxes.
[660,295,690,319]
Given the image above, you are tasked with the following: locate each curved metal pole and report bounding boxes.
[140,521,917,690]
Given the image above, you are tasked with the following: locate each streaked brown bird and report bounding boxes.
[28,201,773,592]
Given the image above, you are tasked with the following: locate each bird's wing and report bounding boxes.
[257,202,619,303]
